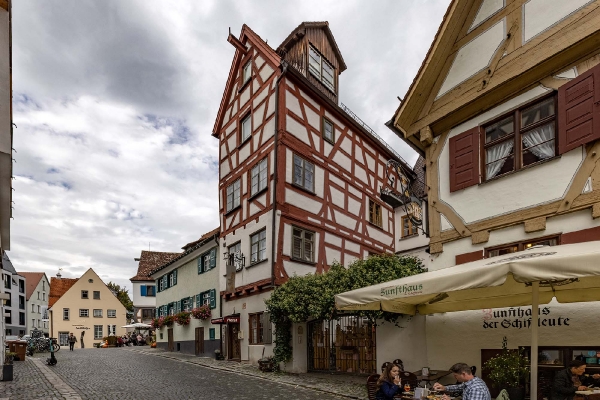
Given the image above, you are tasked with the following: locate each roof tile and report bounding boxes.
[130,251,180,282]
[18,272,45,301]
[49,277,78,308]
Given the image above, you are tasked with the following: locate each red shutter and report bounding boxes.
[449,127,480,192]
[558,63,600,154]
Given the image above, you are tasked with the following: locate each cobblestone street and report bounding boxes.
[0,348,367,399]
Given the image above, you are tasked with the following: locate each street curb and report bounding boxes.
[126,348,366,400]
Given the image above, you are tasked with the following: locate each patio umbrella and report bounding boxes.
[334,241,600,400]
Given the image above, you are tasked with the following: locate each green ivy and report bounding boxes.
[265,254,425,364]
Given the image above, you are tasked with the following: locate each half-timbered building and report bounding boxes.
[214,22,414,370]
[387,0,600,395]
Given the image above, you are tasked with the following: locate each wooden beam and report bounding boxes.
[228,33,248,54]
[593,203,600,219]
[557,141,600,213]
[471,230,489,245]
[524,216,547,233]
[0,0,8,11]
[430,242,443,254]
[479,20,519,92]
[420,126,433,146]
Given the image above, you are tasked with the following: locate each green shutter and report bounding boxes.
[163,275,168,289]
[173,269,178,285]
[210,248,216,269]
[209,289,216,309]
[196,294,201,308]
[198,257,203,274]
[209,328,215,340]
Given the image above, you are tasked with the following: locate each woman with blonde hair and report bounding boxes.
[376,362,402,400]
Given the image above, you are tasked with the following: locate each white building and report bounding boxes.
[19,272,49,336]
[2,252,25,336]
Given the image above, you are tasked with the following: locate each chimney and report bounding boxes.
[56,271,62,279]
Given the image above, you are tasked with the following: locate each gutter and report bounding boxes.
[270,61,289,289]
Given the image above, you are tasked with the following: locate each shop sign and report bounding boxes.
[381,283,423,297]
[482,306,570,329]
[210,316,240,324]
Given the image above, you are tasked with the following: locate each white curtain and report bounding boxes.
[522,124,555,160]
[486,141,514,179]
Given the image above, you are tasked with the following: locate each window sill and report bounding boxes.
[323,136,335,145]
[290,257,316,266]
[224,205,241,217]
[480,155,561,186]
[368,221,385,231]
[400,234,419,240]
[291,183,316,196]
[248,187,268,202]
[247,258,268,268]
[237,137,252,150]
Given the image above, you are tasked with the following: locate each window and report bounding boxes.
[484,95,556,180]
[308,45,335,92]
[18,296,25,309]
[142,285,155,297]
[93,309,103,318]
[322,117,334,143]
[209,328,215,340]
[228,242,243,271]
[141,309,153,319]
[159,276,164,292]
[19,313,25,325]
[293,154,315,192]
[42,293,46,301]
[94,325,103,340]
[243,60,252,84]
[81,290,89,299]
[107,309,116,318]
[63,308,69,321]
[202,291,211,306]
[32,319,36,328]
[241,113,252,143]
[93,291,100,300]
[5,310,11,324]
[292,227,315,263]
[226,179,241,212]
[4,293,9,307]
[251,158,268,196]
[486,236,559,258]
[249,313,264,345]
[182,297,193,312]
[37,305,40,313]
[80,309,89,318]
[19,280,24,293]
[250,229,267,264]
[4,275,10,289]
[37,291,40,300]
[168,270,177,287]
[200,290,217,309]
[32,304,35,312]
[369,199,382,228]
[401,215,418,238]
[199,248,216,274]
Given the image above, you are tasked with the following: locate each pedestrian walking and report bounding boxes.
[68,332,77,351]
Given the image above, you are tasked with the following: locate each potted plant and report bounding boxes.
[483,337,530,400]
[175,311,191,326]
[2,352,16,381]
[191,305,211,320]
[258,355,277,372]
[163,315,175,327]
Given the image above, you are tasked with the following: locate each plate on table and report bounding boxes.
[576,391,592,395]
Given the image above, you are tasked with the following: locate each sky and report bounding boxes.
[9,0,450,293]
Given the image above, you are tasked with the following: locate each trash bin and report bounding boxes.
[12,341,27,361]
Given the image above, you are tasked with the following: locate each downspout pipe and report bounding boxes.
[270,61,289,289]
[214,234,223,355]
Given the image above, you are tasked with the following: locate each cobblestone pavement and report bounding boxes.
[0,348,367,399]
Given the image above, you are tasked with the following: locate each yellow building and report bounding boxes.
[48,268,127,348]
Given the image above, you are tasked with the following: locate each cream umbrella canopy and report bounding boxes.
[335,241,600,400]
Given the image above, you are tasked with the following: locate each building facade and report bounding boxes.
[214,22,412,369]
[388,0,600,394]
[20,272,49,336]
[48,269,127,348]
[2,252,25,336]
[130,250,178,324]
[151,228,221,356]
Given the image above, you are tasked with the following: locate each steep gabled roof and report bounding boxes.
[182,227,220,252]
[1,251,16,274]
[277,21,347,73]
[49,277,78,308]
[130,250,180,282]
[212,24,281,137]
[19,272,46,301]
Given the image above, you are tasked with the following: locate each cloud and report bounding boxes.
[9,0,450,291]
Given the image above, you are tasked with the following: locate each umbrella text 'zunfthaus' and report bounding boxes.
[334,241,600,400]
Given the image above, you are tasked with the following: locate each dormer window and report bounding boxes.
[243,60,252,84]
[308,45,335,92]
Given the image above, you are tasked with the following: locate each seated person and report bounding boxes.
[376,363,402,400]
[551,360,600,400]
[434,363,490,400]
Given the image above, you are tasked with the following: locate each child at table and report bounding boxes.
[377,363,403,400]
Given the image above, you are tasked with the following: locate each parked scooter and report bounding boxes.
[46,338,57,366]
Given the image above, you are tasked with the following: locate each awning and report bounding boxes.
[210,315,240,324]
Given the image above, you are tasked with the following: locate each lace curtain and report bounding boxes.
[486,141,514,179]
[522,124,555,160]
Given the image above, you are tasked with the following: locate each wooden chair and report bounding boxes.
[401,371,419,389]
[382,361,392,373]
[367,374,379,400]
[393,359,405,371]
[497,389,510,400]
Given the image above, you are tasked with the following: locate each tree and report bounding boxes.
[107,282,134,312]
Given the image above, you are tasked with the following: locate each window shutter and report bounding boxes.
[209,289,216,309]
[196,294,201,308]
[177,300,181,313]
[449,127,480,192]
[198,257,203,274]
[163,275,168,289]
[173,270,178,285]
[141,286,147,296]
[210,248,216,269]
[262,312,272,344]
[558,63,600,154]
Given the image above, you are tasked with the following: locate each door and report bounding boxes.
[195,327,204,355]
[228,323,241,360]
[58,332,69,347]
[167,328,174,352]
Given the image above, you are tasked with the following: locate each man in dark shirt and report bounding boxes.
[434,363,491,400]
[551,360,600,400]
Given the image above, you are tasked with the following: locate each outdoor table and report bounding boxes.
[412,370,452,388]
[575,392,600,400]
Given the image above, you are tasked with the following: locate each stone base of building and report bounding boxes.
[156,339,220,357]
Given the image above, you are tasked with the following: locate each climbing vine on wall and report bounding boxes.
[265,254,426,364]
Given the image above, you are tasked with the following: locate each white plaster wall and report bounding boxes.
[285,322,308,373]
[426,300,600,381]
[156,318,220,343]
[469,0,504,31]
[132,282,156,308]
[376,315,428,373]
[26,276,50,334]
[220,292,274,363]
[438,86,584,224]
[437,19,505,98]
[523,0,594,42]
[219,212,273,290]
